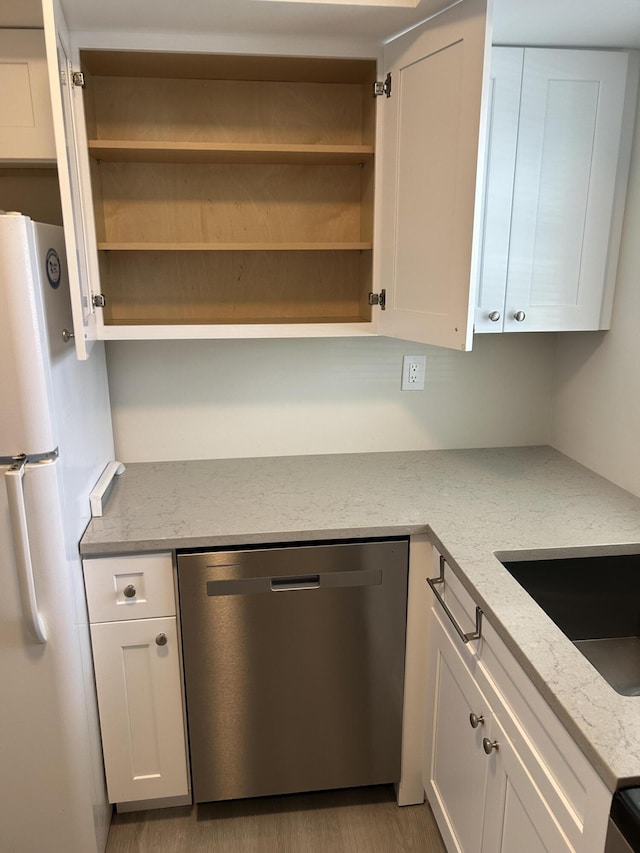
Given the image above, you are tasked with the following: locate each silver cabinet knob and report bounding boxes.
[482,737,499,755]
[155,633,168,646]
[487,311,501,322]
[62,329,75,343]
[513,311,526,322]
[123,584,137,599]
[469,713,484,729]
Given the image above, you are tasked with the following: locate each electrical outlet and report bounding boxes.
[401,355,426,391]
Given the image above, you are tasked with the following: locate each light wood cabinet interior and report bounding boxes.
[80,50,377,326]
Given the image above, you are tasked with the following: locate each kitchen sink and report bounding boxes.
[499,552,640,696]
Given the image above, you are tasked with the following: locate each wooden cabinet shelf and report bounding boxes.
[97,241,373,251]
[98,247,372,326]
[88,140,375,165]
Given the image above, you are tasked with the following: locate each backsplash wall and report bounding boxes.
[106,333,557,462]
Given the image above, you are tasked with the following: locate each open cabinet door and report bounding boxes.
[376,0,492,351]
[42,0,97,360]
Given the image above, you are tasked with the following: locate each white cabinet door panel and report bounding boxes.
[90,616,189,804]
[425,611,491,852]
[42,0,97,359]
[481,714,574,853]
[475,47,523,333]
[504,49,630,332]
[377,0,492,351]
[0,30,56,162]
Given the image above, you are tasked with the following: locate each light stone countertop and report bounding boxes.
[81,446,640,791]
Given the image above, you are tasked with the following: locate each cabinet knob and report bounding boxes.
[487,311,501,322]
[469,713,484,729]
[123,584,137,599]
[62,328,75,343]
[513,311,526,322]
[482,737,499,755]
[155,633,168,646]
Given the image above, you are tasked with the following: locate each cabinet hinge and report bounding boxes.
[71,71,86,89]
[92,294,106,308]
[373,73,392,99]
[368,289,386,310]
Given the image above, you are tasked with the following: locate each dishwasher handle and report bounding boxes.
[206,567,382,597]
[271,575,320,591]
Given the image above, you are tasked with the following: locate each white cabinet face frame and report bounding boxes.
[0,29,56,162]
[42,0,492,352]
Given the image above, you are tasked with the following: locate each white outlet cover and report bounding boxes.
[401,354,426,391]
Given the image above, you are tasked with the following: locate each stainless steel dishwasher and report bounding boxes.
[177,538,408,803]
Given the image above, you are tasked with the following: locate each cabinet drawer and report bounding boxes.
[83,553,175,622]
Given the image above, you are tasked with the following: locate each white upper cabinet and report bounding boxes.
[40,0,493,356]
[35,0,640,354]
[0,29,56,163]
[476,46,639,334]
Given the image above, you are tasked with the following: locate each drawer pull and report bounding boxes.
[427,555,483,644]
[469,713,484,729]
[155,633,168,646]
[482,738,499,755]
[123,584,137,599]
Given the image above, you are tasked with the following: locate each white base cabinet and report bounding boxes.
[424,548,611,853]
[428,613,575,852]
[83,553,189,806]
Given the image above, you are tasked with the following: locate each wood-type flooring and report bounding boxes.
[107,785,446,852]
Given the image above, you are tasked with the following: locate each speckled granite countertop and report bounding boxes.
[81,446,640,791]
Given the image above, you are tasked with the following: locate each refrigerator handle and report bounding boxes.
[5,462,47,644]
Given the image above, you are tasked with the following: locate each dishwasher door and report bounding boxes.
[177,539,408,803]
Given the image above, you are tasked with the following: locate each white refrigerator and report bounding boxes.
[0,213,114,852]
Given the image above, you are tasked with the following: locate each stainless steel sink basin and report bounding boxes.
[499,552,640,696]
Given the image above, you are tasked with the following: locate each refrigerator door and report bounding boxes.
[0,458,106,852]
[0,213,57,456]
[0,215,113,851]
